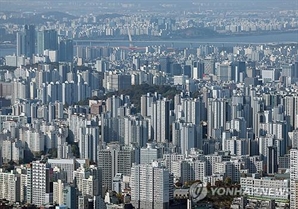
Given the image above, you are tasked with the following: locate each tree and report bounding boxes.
[48,148,58,158]
[116,193,123,203]
[224,177,232,186]
[63,102,69,109]
[105,84,181,111]
[71,143,80,158]
[33,151,44,159]
[206,182,211,191]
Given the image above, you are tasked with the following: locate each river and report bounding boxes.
[0,32,297,57]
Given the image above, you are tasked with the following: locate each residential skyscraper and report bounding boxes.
[73,165,102,198]
[48,159,86,183]
[171,158,206,184]
[63,184,77,209]
[123,115,149,147]
[140,93,155,117]
[140,143,163,164]
[28,161,53,206]
[267,146,278,175]
[0,169,23,203]
[290,149,298,208]
[59,39,74,62]
[130,162,172,209]
[16,25,35,57]
[97,149,112,191]
[203,57,215,75]
[79,126,99,163]
[152,98,171,143]
[159,56,171,74]
[53,179,64,205]
[37,29,58,55]
[207,98,228,139]
[97,144,139,191]
[217,62,232,81]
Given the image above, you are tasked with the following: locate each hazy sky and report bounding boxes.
[0,0,296,14]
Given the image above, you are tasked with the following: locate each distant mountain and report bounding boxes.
[0,0,295,14]
[0,11,77,25]
[37,11,77,20]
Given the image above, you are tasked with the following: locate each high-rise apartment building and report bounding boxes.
[1,139,24,164]
[171,158,206,184]
[267,146,278,175]
[59,39,74,62]
[104,72,131,92]
[79,126,99,163]
[63,184,77,209]
[123,115,149,147]
[290,149,298,208]
[217,62,232,81]
[172,122,197,155]
[140,93,155,117]
[207,98,228,138]
[48,159,87,183]
[27,161,53,206]
[159,56,171,74]
[97,150,112,191]
[73,165,102,197]
[140,142,163,164]
[0,169,22,203]
[37,29,58,55]
[130,162,172,209]
[203,57,215,75]
[16,25,35,57]
[53,179,64,205]
[97,144,139,191]
[152,98,171,143]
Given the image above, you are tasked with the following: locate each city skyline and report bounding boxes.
[0,1,297,209]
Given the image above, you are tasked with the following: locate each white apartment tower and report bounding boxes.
[152,98,171,143]
[140,93,154,117]
[73,165,102,197]
[53,179,64,205]
[290,149,298,208]
[79,126,99,162]
[207,98,227,139]
[171,159,206,184]
[29,161,53,206]
[140,143,163,164]
[98,144,139,190]
[130,162,172,209]
[180,123,195,156]
[123,115,149,147]
[0,169,22,203]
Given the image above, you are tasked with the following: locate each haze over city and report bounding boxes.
[0,0,297,209]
